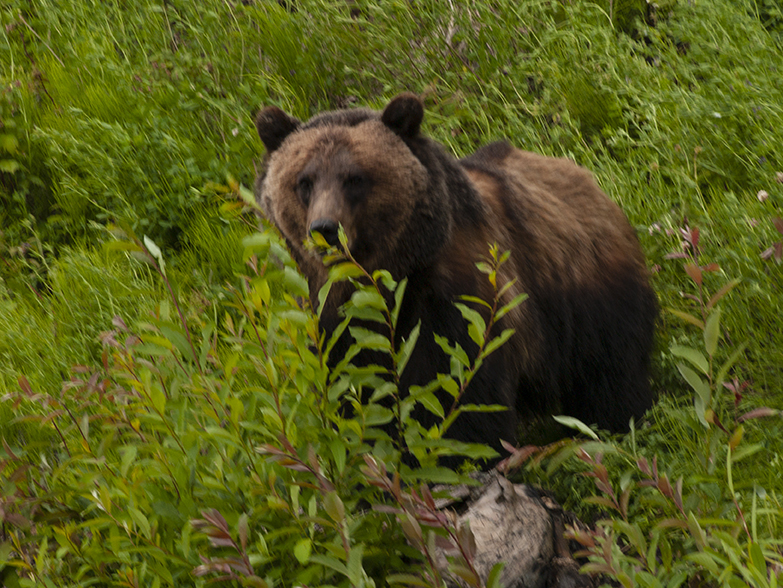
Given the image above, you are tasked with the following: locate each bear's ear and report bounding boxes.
[255,106,301,153]
[381,93,424,139]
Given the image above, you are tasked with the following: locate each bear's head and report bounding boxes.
[254,94,452,285]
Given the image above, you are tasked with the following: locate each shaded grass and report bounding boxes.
[0,247,161,442]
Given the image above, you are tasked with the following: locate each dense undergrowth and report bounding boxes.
[1,0,782,586]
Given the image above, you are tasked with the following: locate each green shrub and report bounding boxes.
[0,221,521,586]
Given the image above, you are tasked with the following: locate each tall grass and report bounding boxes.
[0,1,781,582]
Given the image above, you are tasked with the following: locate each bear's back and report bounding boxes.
[458,141,655,432]
[460,142,646,292]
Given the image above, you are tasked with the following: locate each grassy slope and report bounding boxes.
[1,0,782,520]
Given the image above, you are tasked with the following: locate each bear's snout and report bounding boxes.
[309,217,340,247]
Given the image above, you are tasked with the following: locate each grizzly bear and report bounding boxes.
[254,93,657,457]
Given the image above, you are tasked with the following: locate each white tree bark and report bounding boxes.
[435,472,594,588]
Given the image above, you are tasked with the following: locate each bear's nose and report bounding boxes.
[309,218,340,247]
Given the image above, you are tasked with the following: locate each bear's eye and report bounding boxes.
[343,174,369,205]
[344,175,364,188]
[296,176,313,205]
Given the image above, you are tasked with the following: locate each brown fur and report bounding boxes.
[254,94,657,458]
[258,115,431,296]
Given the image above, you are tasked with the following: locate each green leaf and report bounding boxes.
[495,293,528,320]
[749,542,767,579]
[467,324,483,347]
[150,385,166,414]
[143,235,166,277]
[391,278,408,327]
[667,308,705,329]
[434,335,470,368]
[443,441,498,460]
[347,543,364,588]
[351,289,387,310]
[338,225,350,250]
[348,326,392,352]
[368,381,397,403]
[417,392,444,418]
[80,413,90,442]
[544,444,578,477]
[387,573,430,586]
[552,415,600,440]
[455,303,486,346]
[180,522,192,559]
[677,363,711,406]
[584,496,617,509]
[686,512,707,550]
[293,538,312,564]
[483,328,515,357]
[405,467,461,484]
[732,443,763,463]
[646,529,661,574]
[278,308,310,327]
[128,507,151,539]
[715,341,748,390]
[243,231,270,255]
[670,345,709,374]
[324,492,345,523]
[252,276,271,308]
[707,279,741,310]
[486,562,505,588]
[449,563,479,586]
[345,304,387,324]
[237,182,261,210]
[236,514,249,552]
[374,269,397,291]
[634,571,663,588]
[684,552,719,575]
[319,263,362,315]
[704,307,721,357]
[0,134,19,153]
[581,562,614,575]
[659,534,673,571]
[0,159,20,173]
[694,394,709,428]
[104,240,142,253]
[364,404,394,427]
[614,520,647,557]
[476,261,492,274]
[438,375,460,399]
[667,571,688,588]
[309,554,349,576]
[458,295,492,309]
[99,485,112,516]
[396,322,420,376]
[284,266,310,298]
[120,446,137,478]
[454,403,508,413]
[142,334,174,352]
[330,440,346,474]
[578,441,622,456]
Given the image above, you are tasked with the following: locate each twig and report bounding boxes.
[18,14,65,67]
